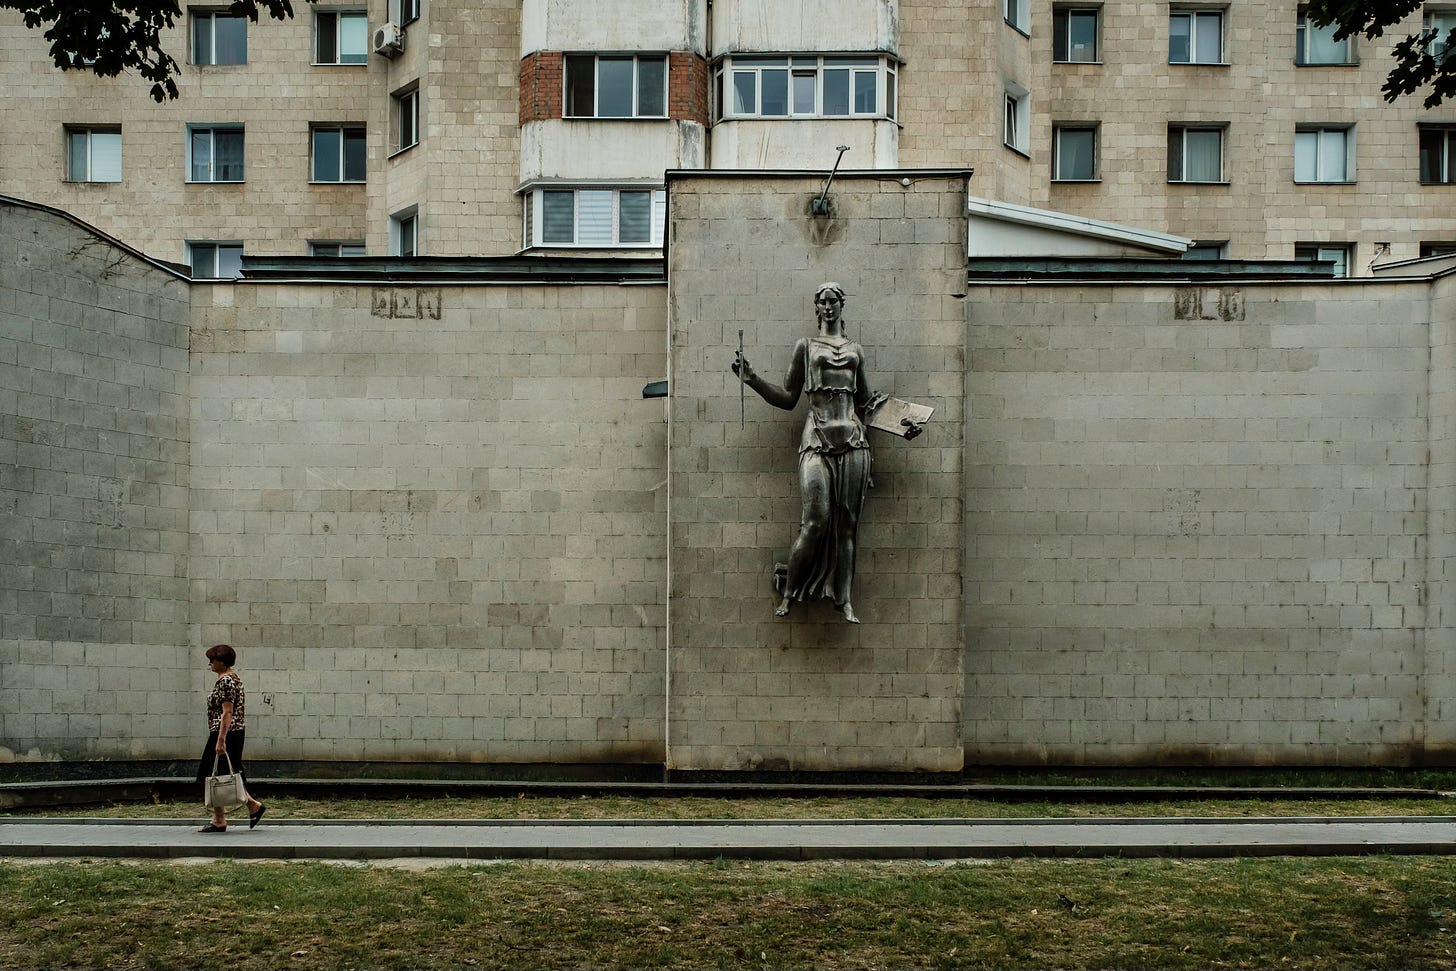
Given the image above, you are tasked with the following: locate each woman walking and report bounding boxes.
[197,643,266,833]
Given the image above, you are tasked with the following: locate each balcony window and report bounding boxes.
[715,55,895,120]
[527,187,666,248]
[565,54,666,118]
[188,241,243,278]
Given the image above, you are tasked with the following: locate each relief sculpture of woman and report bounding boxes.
[733,283,919,623]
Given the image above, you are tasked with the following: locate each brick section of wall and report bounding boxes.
[0,204,195,759]
[964,281,1432,765]
[519,51,564,124]
[187,281,668,763]
[668,52,709,126]
[666,174,968,772]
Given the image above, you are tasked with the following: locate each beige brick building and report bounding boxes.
[2,1,1453,274]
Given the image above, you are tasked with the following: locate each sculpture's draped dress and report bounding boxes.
[788,336,872,606]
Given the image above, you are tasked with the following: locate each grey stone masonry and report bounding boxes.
[0,204,193,759]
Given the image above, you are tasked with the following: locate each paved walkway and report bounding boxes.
[4,816,1456,861]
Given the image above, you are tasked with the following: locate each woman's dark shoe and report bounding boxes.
[198,823,227,833]
[248,804,267,829]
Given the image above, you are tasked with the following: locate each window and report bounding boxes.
[564,54,666,118]
[1420,126,1456,184]
[310,241,366,257]
[391,210,418,256]
[1169,10,1223,64]
[1052,125,1097,180]
[1294,126,1352,182]
[715,55,894,119]
[315,10,367,64]
[400,0,420,26]
[188,241,243,278]
[1420,242,1456,258]
[312,126,366,182]
[65,127,121,182]
[1004,87,1028,154]
[1053,7,1099,63]
[527,187,666,248]
[191,11,246,65]
[1295,8,1352,65]
[1294,243,1351,277]
[393,86,419,153]
[1167,125,1223,182]
[188,126,244,182]
[1182,241,1227,260]
[1425,10,1456,62]
[1004,0,1027,32]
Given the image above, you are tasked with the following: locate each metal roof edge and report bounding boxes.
[239,254,667,284]
[966,196,1191,255]
[966,257,1337,282]
[0,193,192,282]
[666,168,973,181]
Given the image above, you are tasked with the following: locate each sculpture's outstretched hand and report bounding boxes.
[732,351,756,384]
[901,417,924,440]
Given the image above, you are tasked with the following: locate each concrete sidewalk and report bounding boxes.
[4,815,1456,861]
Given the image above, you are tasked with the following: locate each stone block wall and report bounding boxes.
[187,279,668,762]
[665,173,968,772]
[964,280,1433,764]
[0,203,193,759]
[1426,271,1456,760]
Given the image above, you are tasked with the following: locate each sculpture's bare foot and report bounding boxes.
[775,597,790,617]
[839,602,860,624]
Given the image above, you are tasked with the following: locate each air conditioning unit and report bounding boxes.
[372,23,404,58]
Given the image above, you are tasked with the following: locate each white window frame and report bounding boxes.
[309,240,366,257]
[1003,85,1029,154]
[314,9,368,65]
[1169,9,1225,65]
[1294,243,1352,278]
[65,127,122,182]
[392,85,419,154]
[563,54,668,119]
[1052,6,1100,63]
[190,9,247,66]
[714,55,895,120]
[1294,125,1354,183]
[390,209,419,256]
[1425,10,1456,62]
[1421,242,1456,258]
[1004,0,1028,33]
[1295,8,1353,66]
[311,125,366,183]
[399,0,420,26]
[1051,124,1097,180]
[187,240,244,279]
[526,186,667,249]
[1167,124,1226,183]
[186,125,245,183]
[1420,125,1456,184]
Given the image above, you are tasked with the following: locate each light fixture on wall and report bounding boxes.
[811,146,851,216]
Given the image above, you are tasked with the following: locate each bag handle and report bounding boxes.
[211,750,235,777]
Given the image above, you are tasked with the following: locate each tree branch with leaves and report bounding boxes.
[2,0,298,102]
[1304,0,1455,108]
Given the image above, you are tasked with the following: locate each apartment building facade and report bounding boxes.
[2,0,1454,274]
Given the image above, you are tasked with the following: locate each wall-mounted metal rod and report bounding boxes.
[811,146,851,216]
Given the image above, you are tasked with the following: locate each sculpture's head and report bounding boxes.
[814,282,846,330]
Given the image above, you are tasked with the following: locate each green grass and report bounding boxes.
[2,857,1455,969]
[6,793,1454,821]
